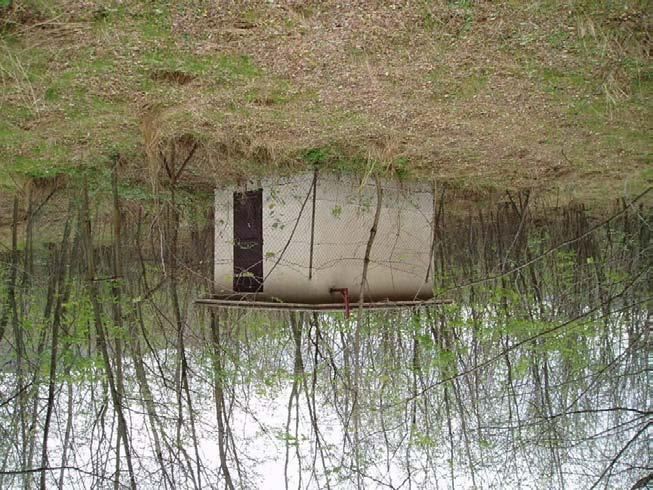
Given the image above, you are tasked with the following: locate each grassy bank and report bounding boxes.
[1,0,651,203]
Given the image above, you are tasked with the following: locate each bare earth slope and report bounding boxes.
[0,1,651,201]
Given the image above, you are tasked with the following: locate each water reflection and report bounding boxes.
[0,181,649,489]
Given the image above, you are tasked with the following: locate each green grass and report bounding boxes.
[143,51,260,81]
[539,67,590,95]
[300,145,368,174]
[0,13,263,187]
[426,67,488,100]
[0,0,650,202]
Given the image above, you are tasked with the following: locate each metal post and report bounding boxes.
[330,287,350,318]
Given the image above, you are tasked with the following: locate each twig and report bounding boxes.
[440,186,651,294]
[399,270,650,406]
[589,421,651,490]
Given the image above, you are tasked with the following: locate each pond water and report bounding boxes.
[0,182,650,489]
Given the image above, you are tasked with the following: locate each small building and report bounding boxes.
[208,172,437,311]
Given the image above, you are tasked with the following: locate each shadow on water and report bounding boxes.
[0,172,650,489]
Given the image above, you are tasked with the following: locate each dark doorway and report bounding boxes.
[233,189,263,292]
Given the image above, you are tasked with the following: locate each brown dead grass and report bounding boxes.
[0,0,651,205]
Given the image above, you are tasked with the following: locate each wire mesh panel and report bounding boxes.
[214,172,435,303]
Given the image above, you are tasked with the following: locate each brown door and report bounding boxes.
[233,189,263,292]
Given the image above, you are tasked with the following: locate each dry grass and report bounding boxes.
[0,0,651,204]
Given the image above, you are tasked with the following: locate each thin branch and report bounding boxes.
[589,421,651,490]
[441,186,651,294]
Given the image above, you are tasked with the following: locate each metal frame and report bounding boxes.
[195,296,452,312]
